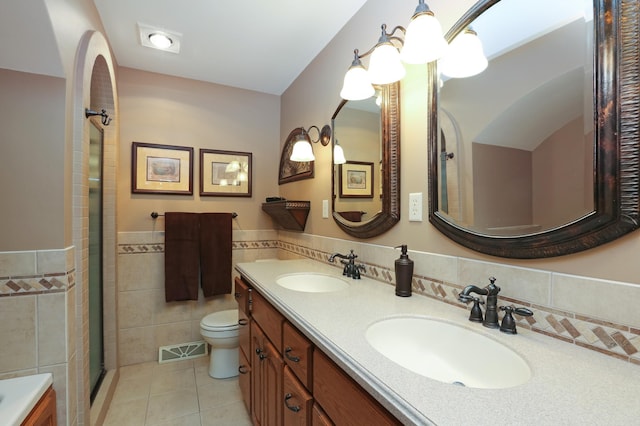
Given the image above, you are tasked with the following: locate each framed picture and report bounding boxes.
[200,149,252,197]
[131,142,193,194]
[340,161,374,198]
[279,127,314,184]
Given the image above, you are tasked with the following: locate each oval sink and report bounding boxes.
[276,273,349,293]
[365,316,531,389]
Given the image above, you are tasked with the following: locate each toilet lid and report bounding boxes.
[201,309,239,330]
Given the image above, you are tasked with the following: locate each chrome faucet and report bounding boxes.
[459,277,501,329]
[328,249,366,279]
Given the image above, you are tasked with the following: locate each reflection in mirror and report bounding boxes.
[428,0,640,258]
[332,82,400,238]
[439,0,594,236]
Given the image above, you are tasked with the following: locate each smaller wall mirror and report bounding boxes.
[331,82,400,238]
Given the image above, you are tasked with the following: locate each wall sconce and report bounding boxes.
[439,27,488,79]
[333,139,347,165]
[85,108,112,126]
[340,0,447,101]
[290,125,332,162]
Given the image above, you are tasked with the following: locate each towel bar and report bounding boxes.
[151,211,238,219]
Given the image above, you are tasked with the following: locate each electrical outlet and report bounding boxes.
[322,199,329,218]
[409,192,422,222]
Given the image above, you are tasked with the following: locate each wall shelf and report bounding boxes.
[261,200,310,231]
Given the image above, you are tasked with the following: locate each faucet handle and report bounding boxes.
[460,295,485,323]
[499,305,533,334]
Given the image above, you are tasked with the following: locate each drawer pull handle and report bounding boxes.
[238,318,248,326]
[284,393,301,412]
[239,365,249,374]
[284,347,300,363]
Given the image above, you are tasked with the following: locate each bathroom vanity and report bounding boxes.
[235,259,639,425]
[0,373,56,426]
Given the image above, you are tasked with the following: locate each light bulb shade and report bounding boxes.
[439,29,488,78]
[290,140,315,162]
[368,43,406,85]
[333,143,346,164]
[340,64,375,100]
[400,13,448,64]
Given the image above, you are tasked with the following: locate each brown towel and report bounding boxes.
[164,212,200,302]
[199,213,233,297]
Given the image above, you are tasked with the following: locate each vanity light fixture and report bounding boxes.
[85,108,112,126]
[439,27,488,78]
[333,139,347,165]
[290,125,332,162]
[340,0,447,100]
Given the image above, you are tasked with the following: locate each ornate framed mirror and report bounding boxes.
[428,0,640,258]
[331,82,400,238]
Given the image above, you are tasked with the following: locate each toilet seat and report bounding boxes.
[200,309,239,332]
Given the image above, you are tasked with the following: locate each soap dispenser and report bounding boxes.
[394,245,414,297]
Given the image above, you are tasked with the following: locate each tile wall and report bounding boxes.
[117,230,279,366]
[0,246,77,425]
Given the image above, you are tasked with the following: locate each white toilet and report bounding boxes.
[199,309,240,379]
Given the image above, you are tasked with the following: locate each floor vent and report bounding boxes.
[158,341,208,364]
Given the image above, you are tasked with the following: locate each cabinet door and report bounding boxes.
[313,351,401,426]
[251,322,266,426]
[283,321,313,391]
[283,366,313,426]
[22,386,57,426]
[263,338,284,426]
[252,290,284,349]
[239,346,252,414]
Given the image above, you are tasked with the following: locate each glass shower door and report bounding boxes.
[89,121,105,401]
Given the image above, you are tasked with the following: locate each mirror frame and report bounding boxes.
[331,82,401,238]
[428,0,640,258]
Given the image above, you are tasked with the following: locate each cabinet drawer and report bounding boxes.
[234,277,251,315]
[252,290,284,349]
[283,366,313,426]
[283,321,313,390]
[313,351,401,426]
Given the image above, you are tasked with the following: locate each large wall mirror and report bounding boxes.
[428,0,640,258]
[332,82,400,238]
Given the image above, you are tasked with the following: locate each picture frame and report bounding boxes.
[340,161,374,198]
[200,149,252,197]
[131,142,193,195]
[279,127,314,184]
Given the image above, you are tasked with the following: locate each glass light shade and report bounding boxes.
[368,43,406,85]
[290,140,315,162]
[340,65,375,100]
[439,29,488,78]
[333,143,346,164]
[400,13,449,64]
[149,33,173,49]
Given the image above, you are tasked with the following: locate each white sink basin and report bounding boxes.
[365,316,531,389]
[276,273,349,293]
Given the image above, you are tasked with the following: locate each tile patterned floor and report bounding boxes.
[103,357,252,426]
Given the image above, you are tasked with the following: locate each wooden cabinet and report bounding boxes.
[313,351,401,426]
[251,321,283,426]
[22,386,57,426]
[235,277,252,414]
[236,276,399,426]
[283,366,313,426]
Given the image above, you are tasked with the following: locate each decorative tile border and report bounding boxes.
[117,239,279,255]
[0,270,75,296]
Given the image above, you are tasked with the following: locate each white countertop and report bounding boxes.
[0,373,52,426]
[236,259,640,426]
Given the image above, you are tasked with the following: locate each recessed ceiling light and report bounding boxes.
[138,23,181,54]
[149,32,173,49]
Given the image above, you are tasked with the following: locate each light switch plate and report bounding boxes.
[322,199,329,218]
[409,192,422,222]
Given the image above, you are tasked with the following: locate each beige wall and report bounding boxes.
[0,69,66,251]
[279,0,640,285]
[116,67,281,232]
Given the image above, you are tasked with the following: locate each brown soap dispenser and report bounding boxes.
[394,245,414,297]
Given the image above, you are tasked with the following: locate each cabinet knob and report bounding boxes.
[284,393,301,412]
[239,365,249,374]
